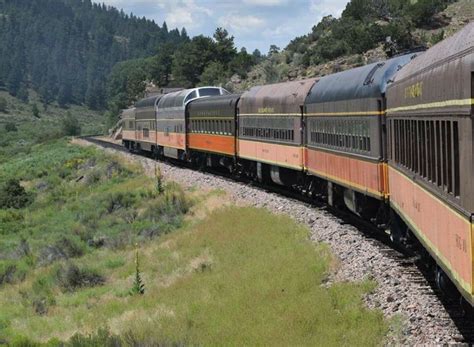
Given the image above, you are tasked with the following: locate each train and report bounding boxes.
[122,23,473,306]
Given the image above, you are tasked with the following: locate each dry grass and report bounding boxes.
[1,206,387,346]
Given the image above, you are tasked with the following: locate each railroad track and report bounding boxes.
[80,135,474,343]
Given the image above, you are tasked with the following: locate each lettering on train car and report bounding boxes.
[257,107,275,114]
[404,82,423,99]
[455,234,467,253]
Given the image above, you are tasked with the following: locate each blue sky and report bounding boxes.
[100,0,350,53]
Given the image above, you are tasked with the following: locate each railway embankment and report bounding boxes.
[0,137,387,345]
[76,137,470,345]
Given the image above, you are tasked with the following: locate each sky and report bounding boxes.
[99,0,350,53]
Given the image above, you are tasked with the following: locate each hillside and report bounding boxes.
[226,0,473,92]
[0,0,188,110]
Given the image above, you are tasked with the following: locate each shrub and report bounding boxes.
[31,103,40,118]
[141,184,190,223]
[0,179,32,209]
[4,122,17,132]
[0,96,7,112]
[104,192,136,214]
[56,263,104,292]
[0,263,16,285]
[62,112,81,136]
[67,328,121,347]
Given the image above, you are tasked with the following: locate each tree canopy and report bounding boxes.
[0,0,188,109]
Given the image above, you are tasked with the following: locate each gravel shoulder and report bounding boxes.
[73,137,464,345]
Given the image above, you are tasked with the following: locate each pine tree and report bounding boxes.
[0,97,7,113]
[31,103,40,118]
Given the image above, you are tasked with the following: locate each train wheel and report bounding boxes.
[435,266,458,299]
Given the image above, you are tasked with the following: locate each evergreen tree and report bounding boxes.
[213,27,237,68]
[0,0,187,108]
[149,43,175,87]
[199,61,228,86]
[0,97,7,113]
[31,103,40,118]
[62,111,81,136]
[171,35,217,87]
[17,85,29,103]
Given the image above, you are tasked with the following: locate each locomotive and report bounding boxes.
[122,23,473,306]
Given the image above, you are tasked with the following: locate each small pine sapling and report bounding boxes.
[130,244,145,295]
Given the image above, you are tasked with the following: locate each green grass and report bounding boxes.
[0,91,107,163]
[0,139,190,285]
[0,207,387,346]
[0,110,388,345]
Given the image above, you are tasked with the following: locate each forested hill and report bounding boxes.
[227,0,472,92]
[0,0,188,109]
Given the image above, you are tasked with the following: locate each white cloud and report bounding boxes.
[309,0,348,18]
[242,0,287,5]
[218,14,265,34]
[162,0,212,29]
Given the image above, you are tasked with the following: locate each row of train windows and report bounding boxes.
[159,124,184,133]
[389,119,460,197]
[241,127,295,142]
[136,122,155,131]
[308,119,371,153]
[310,132,371,153]
[190,119,233,135]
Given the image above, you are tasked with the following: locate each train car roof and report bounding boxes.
[239,78,318,115]
[134,95,163,108]
[305,53,418,105]
[121,107,135,119]
[391,22,473,84]
[157,87,230,110]
[188,93,241,109]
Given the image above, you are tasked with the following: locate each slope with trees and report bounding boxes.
[0,0,188,110]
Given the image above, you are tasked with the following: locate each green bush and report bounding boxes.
[4,122,17,132]
[0,179,33,209]
[62,112,82,136]
[31,103,40,118]
[56,263,104,292]
[0,96,7,112]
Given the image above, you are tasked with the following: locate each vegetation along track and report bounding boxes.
[80,135,473,344]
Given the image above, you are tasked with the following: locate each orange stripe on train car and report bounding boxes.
[122,130,137,141]
[304,148,386,198]
[157,131,185,150]
[188,133,235,156]
[389,166,472,295]
[136,131,157,143]
[237,139,303,170]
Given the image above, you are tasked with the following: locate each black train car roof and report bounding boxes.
[188,94,241,118]
[134,95,162,108]
[305,53,417,105]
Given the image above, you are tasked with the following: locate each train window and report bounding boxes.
[143,128,149,138]
[199,88,221,97]
[453,123,460,197]
[185,91,197,103]
[435,121,441,186]
[391,118,460,197]
[446,121,453,194]
[429,121,436,183]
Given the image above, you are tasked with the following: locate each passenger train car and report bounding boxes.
[386,23,474,302]
[121,22,473,306]
[304,54,416,218]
